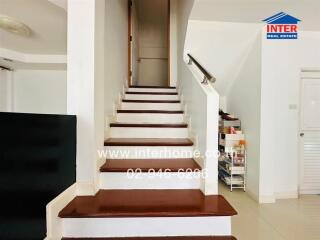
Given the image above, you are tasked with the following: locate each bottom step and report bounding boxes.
[59,190,236,238]
[62,237,237,240]
[61,216,232,238]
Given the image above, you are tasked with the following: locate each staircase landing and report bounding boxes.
[62,237,237,240]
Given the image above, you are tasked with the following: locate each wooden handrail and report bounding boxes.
[187,53,216,84]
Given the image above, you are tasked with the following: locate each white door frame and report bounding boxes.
[298,69,320,194]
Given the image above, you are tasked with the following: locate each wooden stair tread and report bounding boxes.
[62,236,237,240]
[100,159,201,172]
[110,123,188,128]
[117,110,184,114]
[58,189,237,218]
[104,138,193,146]
[126,91,178,95]
[129,85,176,89]
[122,100,180,103]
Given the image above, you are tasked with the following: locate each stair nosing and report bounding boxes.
[62,237,237,240]
[126,91,178,95]
[110,123,188,128]
[129,85,176,89]
[117,110,184,114]
[104,138,193,146]
[59,212,236,218]
[122,100,180,103]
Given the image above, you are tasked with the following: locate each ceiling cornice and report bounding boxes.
[0,47,67,64]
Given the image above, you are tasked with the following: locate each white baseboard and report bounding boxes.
[46,184,77,240]
[104,115,113,139]
[245,188,259,202]
[46,181,97,239]
[259,194,276,203]
[245,187,276,204]
[260,191,299,202]
[298,189,320,195]
[275,190,298,199]
[194,156,204,169]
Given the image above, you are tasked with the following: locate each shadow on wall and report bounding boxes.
[0,112,76,240]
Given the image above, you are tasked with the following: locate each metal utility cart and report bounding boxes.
[218,145,246,191]
[218,128,246,191]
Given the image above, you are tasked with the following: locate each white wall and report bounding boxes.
[226,33,262,201]
[177,0,194,66]
[260,30,320,200]
[47,1,105,238]
[176,0,194,89]
[224,29,320,202]
[67,0,105,186]
[190,0,320,32]
[13,70,67,114]
[104,0,128,119]
[184,20,262,95]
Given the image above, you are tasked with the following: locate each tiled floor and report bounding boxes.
[219,182,320,240]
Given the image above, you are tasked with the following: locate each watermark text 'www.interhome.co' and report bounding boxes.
[97,148,221,159]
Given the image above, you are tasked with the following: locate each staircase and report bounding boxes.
[58,85,237,239]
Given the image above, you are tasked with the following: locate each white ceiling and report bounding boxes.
[192,0,320,31]
[0,0,67,55]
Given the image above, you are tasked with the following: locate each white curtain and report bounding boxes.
[0,69,13,112]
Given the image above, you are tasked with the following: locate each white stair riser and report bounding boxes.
[102,146,194,159]
[110,127,188,138]
[100,172,201,189]
[125,94,179,101]
[128,88,177,93]
[117,113,184,124]
[121,102,182,111]
[62,216,231,237]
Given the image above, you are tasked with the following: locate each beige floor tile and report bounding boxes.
[219,182,320,240]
